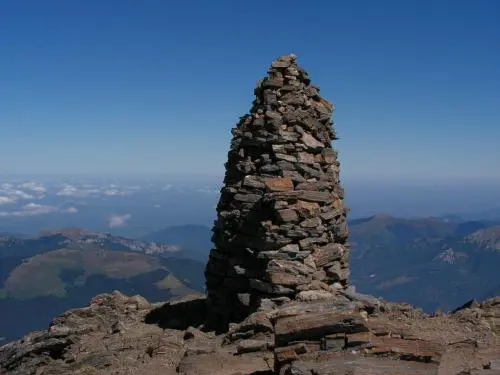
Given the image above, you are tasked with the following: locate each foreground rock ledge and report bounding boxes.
[1,291,499,375]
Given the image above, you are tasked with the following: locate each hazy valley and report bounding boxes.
[1,199,499,342]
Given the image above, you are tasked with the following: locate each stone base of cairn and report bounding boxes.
[205,54,349,330]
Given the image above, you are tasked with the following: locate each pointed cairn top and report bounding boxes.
[247,54,337,145]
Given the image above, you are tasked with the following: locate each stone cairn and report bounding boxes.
[205,54,349,330]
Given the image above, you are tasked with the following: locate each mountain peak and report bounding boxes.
[38,227,90,238]
[370,213,396,221]
[466,225,500,250]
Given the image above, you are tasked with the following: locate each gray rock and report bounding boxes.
[301,133,324,150]
[236,339,271,354]
[277,209,299,223]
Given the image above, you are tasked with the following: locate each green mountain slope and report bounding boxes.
[0,231,205,343]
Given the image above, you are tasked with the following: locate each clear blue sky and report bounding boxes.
[1,0,498,182]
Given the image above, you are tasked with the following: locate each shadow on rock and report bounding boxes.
[144,295,207,330]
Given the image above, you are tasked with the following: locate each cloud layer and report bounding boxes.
[0,203,78,217]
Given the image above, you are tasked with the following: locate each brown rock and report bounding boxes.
[297,190,331,203]
[322,148,337,164]
[297,152,315,164]
[312,243,345,267]
[292,200,321,218]
[274,310,368,346]
[243,175,265,189]
[264,178,294,192]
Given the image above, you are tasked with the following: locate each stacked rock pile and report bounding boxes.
[205,54,350,329]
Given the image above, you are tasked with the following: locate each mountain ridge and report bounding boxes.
[0,230,206,342]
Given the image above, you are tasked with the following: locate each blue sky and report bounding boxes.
[1,0,499,183]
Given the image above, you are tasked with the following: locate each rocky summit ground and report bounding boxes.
[0,290,498,375]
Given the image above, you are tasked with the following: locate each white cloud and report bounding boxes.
[0,202,78,217]
[0,183,13,191]
[18,182,46,194]
[162,184,173,191]
[12,190,35,200]
[56,185,81,197]
[0,203,58,217]
[0,182,45,204]
[56,184,127,198]
[22,203,59,215]
[0,196,16,205]
[107,214,131,228]
[103,189,125,196]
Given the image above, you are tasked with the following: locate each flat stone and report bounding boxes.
[243,175,265,189]
[236,339,271,354]
[320,207,343,221]
[264,178,294,192]
[273,200,288,209]
[274,310,368,346]
[312,243,344,267]
[271,60,291,69]
[280,244,300,253]
[278,130,300,142]
[265,110,282,119]
[262,77,284,88]
[299,217,322,228]
[275,153,298,163]
[282,170,306,182]
[326,261,349,281]
[257,251,310,261]
[297,152,315,164]
[271,144,285,153]
[292,200,321,218]
[250,279,294,295]
[234,193,261,203]
[296,163,323,179]
[267,259,314,277]
[298,237,328,250]
[277,209,298,223]
[267,271,311,286]
[301,133,324,150]
[299,190,333,203]
[286,229,309,239]
[296,290,336,302]
[277,160,296,171]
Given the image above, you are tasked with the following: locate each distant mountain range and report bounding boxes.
[348,214,500,312]
[138,215,500,312]
[0,228,206,342]
[1,214,499,342]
